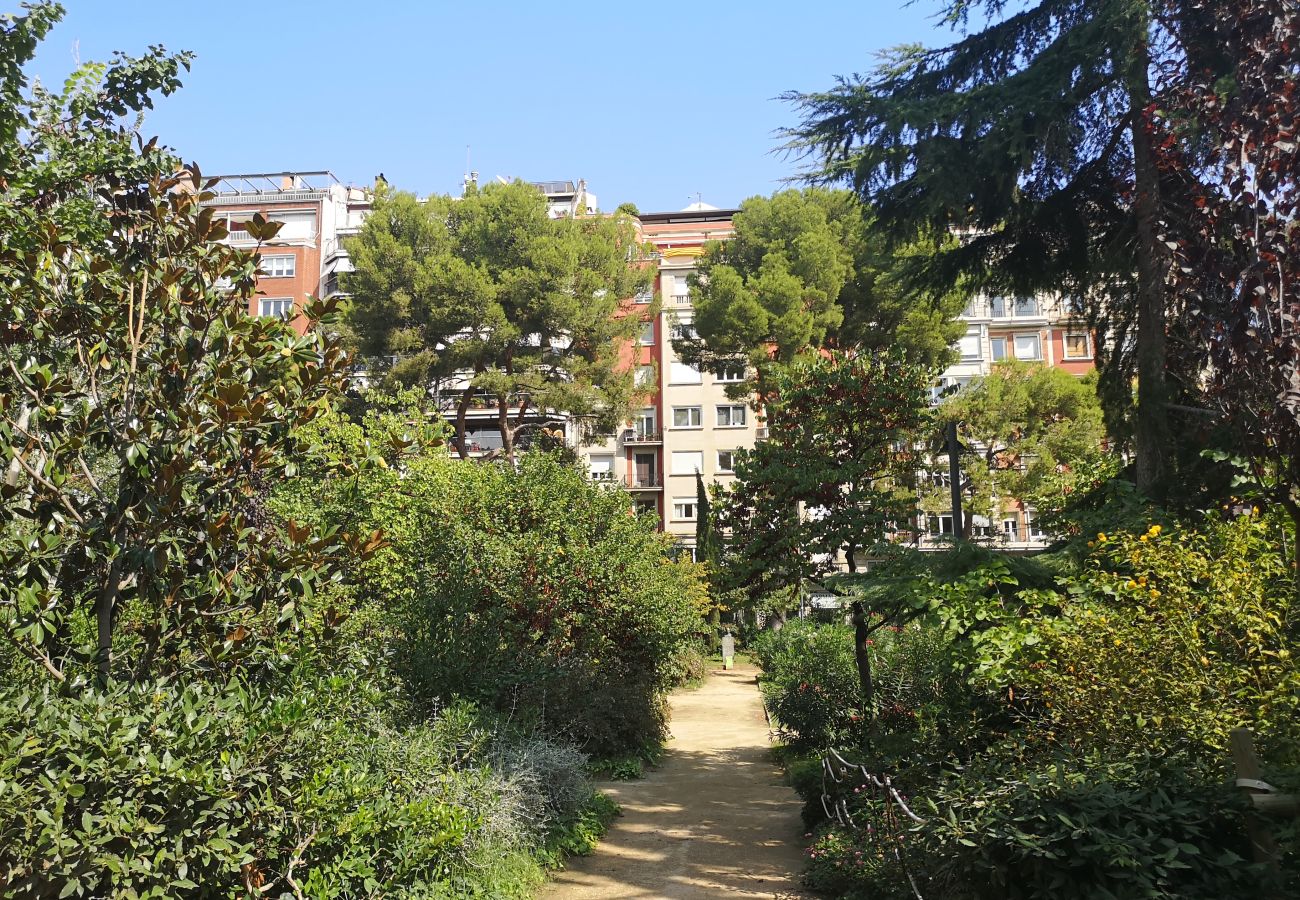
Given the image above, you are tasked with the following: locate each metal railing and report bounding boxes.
[625,473,663,489]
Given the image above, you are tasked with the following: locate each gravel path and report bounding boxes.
[540,662,810,899]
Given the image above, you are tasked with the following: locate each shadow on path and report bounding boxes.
[540,664,811,899]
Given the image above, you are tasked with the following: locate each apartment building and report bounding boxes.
[201,171,371,330]
[921,293,1096,552]
[577,202,745,555]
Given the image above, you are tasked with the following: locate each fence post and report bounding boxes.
[1229,728,1280,881]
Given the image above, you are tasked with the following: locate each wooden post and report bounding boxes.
[1229,728,1281,881]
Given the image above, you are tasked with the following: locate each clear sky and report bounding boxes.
[28,1,961,212]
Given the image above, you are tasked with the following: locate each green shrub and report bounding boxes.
[290,443,706,758]
[0,675,598,899]
[754,620,866,749]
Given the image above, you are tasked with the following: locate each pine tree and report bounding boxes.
[782,0,1223,498]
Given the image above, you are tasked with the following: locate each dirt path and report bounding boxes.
[540,663,810,899]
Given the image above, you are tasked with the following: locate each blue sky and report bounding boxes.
[29,1,961,212]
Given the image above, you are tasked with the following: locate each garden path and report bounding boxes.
[540,662,810,899]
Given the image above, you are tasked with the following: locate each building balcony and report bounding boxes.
[622,428,663,445]
[626,473,664,490]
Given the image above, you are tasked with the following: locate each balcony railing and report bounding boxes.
[622,428,663,444]
[626,473,663,489]
[673,293,691,305]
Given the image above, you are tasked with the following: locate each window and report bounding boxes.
[672,274,689,303]
[927,515,955,535]
[716,404,747,427]
[963,299,980,317]
[634,499,658,518]
[669,361,701,384]
[635,408,656,437]
[260,254,295,278]
[714,364,746,383]
[957,332,982,361]
[990,337,1008,361]
[588,455,615,481]
[671,451,703,475]
[635,365,655,387]
[928,470,952,489]
[633,289,653,305]
[672,406,702,428]
[639,322,655,345]
[259,298,294,318]
[672,497,697,520]
[671,320,697,341]
[1014,297,1039,317]
[267,210,316,241]
[1013,333,1042,360]
[1003,518,1021,541]
[990,296,1009,318]
[1064,331,1092,359]
[717,450,736,473]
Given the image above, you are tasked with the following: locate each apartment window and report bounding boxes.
[990,296,1009,318]
[714,364,746,383]
[633,289,653,305]
[957,332,982,361]
[672,406,702,428]
[267,210,316,241]
[671,320,697,341]
[671,451,703,475]
[1003,518,1021,541]
[635,365,655,387]
[717,450,737,473]
[635,408,656,436]
[588,455,615,481]
[634,499,658,518]
[672,497,698,521]
[639,322,655,345]
[259,298,294,318]
[716,404,747,427]
[1014,297,1039,316]
[672,274,689,303]
[1064,331,1092,359]
[990,337,1008,361]
[260,254,296,278]
[928,470,952,489]
[669,361,702,384]
[927,514,955,535]
[1013,333,1042,360]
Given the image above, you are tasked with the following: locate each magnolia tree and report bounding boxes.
[0,6,368,684]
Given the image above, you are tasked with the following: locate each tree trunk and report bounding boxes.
[496,394,514,463]
[1129,31,1170,498]
[95,556,122,685]
[850,601,874,719]
[845,541,858,573]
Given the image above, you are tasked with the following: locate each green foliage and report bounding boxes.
[286,419,707,757]
[717,349,932,601]
[679,188,964,381]
[0,10,354,685]
[757,513,1298,896]
[343,180,655,458]
[933,363,1110,535]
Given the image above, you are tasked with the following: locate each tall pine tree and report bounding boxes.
[782,0,1223,497]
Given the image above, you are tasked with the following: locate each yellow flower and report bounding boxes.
[1126,580,1138,589]
[1149,589,1160,599]
[1097,532,1108,543]
[1113,638,1123,647]
[1138,576,1148,586]
[1148,524,1162,536]
[1139,535,1149,543]
[1087,541,1095,548]
[1252,506,1260,515]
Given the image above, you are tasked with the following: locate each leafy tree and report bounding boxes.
[781,1,1226,498]
[717,349,932,603]
[1153,0,1300,568]
[344,180,656,461]
[678,188,964,389]
[0,6,360,684]
[932,362,1109,539]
